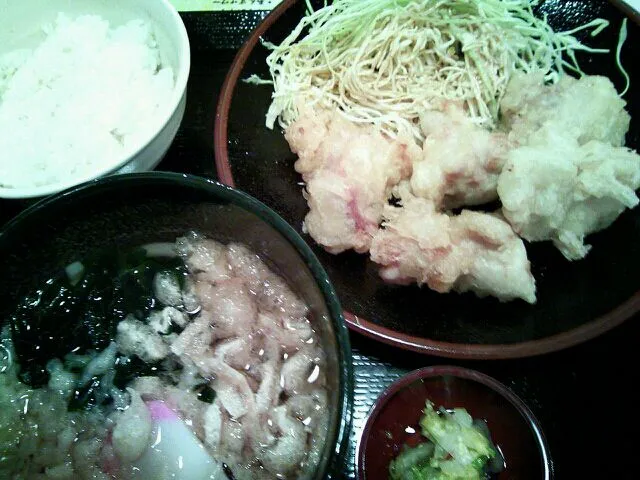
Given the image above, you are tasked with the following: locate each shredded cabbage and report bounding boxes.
[259,0,620,142]
[616,18,629,97]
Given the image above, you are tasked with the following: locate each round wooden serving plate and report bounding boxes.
[214,0,640,359]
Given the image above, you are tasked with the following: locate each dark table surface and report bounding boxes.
[1,9,639,479]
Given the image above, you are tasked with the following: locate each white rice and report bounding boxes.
[0,13,175,189]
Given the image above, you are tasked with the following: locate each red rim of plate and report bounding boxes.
[213,0,640,359]
[354,365,553,480]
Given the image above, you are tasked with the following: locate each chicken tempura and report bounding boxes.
[285,108,420,254]
[411,104,510,209]
[501,71,630,147]
[370,185,536,303]
[498,127,640,260]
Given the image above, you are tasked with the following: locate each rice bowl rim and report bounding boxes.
[0,0,191,200]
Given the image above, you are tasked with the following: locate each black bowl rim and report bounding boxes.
[213,0,640,360]
[0,171,354,479]
[354,365,553,480]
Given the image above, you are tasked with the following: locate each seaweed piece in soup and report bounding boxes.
[9,247,187,387]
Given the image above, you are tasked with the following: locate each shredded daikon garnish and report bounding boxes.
[255,0,619,142]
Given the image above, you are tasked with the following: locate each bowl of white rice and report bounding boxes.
[0,0,190,199]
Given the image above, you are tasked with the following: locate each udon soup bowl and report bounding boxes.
[0,172,353,479]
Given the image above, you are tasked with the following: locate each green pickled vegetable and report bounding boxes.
[389,443,435,480]
[388,401,503,480]
[420,401,497,469]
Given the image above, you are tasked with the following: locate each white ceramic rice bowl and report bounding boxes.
[0,0,190,199]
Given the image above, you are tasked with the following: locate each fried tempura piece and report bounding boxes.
[285,108,420,254]
[370,185,536,303]
[501,71,630,147]
[498,127,640,260]
[411,104,510,209]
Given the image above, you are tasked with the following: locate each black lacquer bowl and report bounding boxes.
[214,0,640,358]
[356,366,552,480]
[0,172,353,479]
